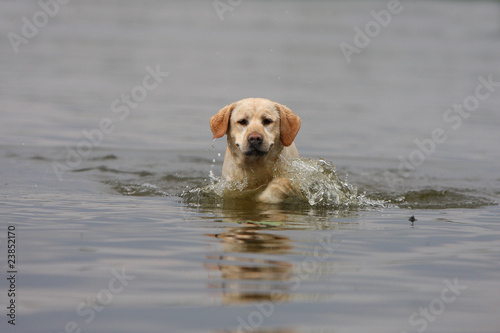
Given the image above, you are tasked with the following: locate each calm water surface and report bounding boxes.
[1,1,500,332]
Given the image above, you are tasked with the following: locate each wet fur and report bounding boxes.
[210,98,301,204]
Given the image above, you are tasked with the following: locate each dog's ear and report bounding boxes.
[276,103,301,146]
[210,103,235,139]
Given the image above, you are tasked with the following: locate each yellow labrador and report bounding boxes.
[210,98,301,204]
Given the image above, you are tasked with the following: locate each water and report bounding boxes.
[1,1,500,332]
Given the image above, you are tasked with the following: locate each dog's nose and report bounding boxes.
[247,132,263,146]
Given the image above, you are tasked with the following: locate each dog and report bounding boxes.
[210,98,301,204]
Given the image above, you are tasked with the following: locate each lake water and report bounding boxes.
[1,1,500,332]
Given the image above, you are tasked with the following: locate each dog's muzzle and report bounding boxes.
[244,132,267,156]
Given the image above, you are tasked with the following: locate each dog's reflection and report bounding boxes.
[205,223,293,304]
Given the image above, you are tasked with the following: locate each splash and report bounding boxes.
[284,158,385,208]
[182,158,386,209]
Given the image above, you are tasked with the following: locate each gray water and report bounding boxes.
[1,1,500,332]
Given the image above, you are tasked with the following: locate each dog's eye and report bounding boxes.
[262,118,273,126]
[237,119,248,126]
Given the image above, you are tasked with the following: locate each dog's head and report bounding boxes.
[210,98,301,159]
